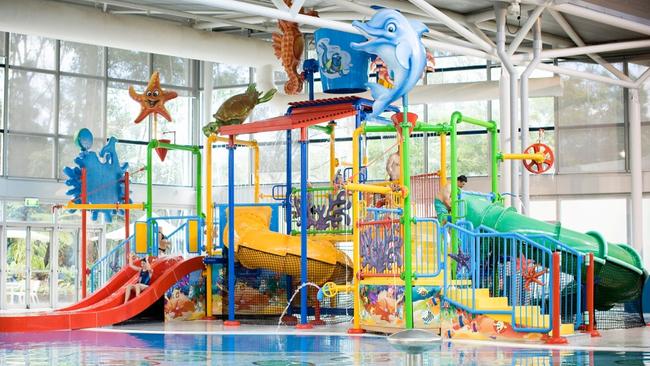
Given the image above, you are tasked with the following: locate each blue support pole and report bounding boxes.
[299,128,309,326]
[285,129,294,314]
[226,141,238,325]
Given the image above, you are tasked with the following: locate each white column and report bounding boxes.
[520,17,542,215]
[499,70,512,207]
[628,88,645,267]
[203,61,214,127]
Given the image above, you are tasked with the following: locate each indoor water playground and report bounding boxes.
[1,1,650,365]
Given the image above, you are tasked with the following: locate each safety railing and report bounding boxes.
[290,185,353,237]
[411,217,444,278]
[526,234,583,330]
[443,223,555,334]
[89,235,134,293]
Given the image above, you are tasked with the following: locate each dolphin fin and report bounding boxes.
[409,20,429,36]
[395,42,411,70]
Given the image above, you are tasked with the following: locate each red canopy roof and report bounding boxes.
[217,98,358,136]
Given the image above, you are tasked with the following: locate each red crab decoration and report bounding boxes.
[516,255,548,291]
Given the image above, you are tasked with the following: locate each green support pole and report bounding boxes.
[146,140,154,220]
[449,112,460,277]
[401,97,413,329]
[146,140,155,255]
[195,147,202,216]
[489,123,499,201]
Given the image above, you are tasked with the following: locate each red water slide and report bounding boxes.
[0,256,204,332]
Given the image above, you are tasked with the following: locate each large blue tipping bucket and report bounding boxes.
[314,28,370,94]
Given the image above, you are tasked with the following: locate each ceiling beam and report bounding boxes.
[548,9,631,81]
[0,0,279,66]
[408,0,493,52]
[553,3,650,37]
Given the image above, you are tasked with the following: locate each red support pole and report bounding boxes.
[585,253,601,337]
[310,300,325,326]
[81,168,88,299]
[546,252,568,344]
[124,172,130,263]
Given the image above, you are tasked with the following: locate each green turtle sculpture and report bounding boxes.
[202,83,277,137]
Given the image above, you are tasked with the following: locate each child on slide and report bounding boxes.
[124,253,153,303]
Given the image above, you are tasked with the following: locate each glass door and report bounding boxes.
[29,228,53,309]
[5,227,27,309]
[56,228,79,307]
[3,226,54,309]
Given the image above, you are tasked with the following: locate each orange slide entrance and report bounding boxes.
[0,256,204,332]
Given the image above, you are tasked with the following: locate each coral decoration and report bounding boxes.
[293,190,351,230]
[128,72,178,124]
[360,223,403,273]
[272,0,318,95]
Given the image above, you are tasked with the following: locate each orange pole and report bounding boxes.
[546,252,568,344]
[124,172,130,262]
[81,168,88,298]
[586,253,601,337]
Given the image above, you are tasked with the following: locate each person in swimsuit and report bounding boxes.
[124,253,153,303]
[435,175,467,224]
[158,229,170,255]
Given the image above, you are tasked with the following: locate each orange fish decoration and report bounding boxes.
[129,72,178,124]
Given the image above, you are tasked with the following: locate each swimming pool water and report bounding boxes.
[0,331,648,365]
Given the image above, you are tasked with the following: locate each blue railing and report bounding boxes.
[89,235,134,293]
[526,234,583,329]
[442,222,554,333]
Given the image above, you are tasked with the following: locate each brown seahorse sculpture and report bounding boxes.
[272,1,318,95]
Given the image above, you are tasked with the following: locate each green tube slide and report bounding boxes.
[463,195,646,310]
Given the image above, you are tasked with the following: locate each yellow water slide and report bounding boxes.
[222,206,352,285]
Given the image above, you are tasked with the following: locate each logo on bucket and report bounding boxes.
[317,38,352,79]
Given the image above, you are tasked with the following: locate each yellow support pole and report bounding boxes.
[351,126,363,332]
[344,183,393,195]
[501,153,545,162]
[440,133,447,187]
[64,203,145,210]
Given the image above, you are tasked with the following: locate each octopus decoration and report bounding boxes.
[293,190,351,230]
[360,222,403,273]
[128,71,178,124]
[516,255,548,291]
[272,0,318,95]
[62,128,130,223]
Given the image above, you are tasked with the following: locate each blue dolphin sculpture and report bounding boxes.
[351,9,428,120]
